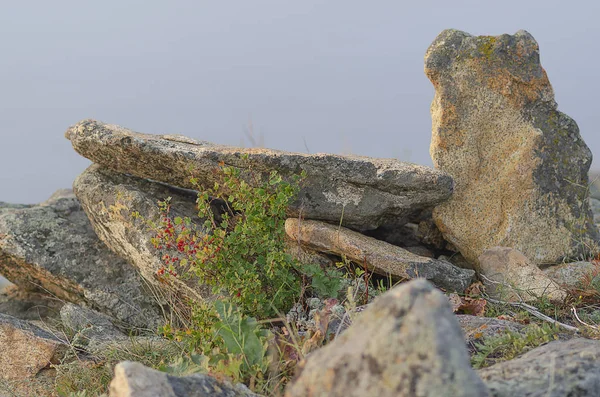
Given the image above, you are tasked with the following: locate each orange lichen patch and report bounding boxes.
[459,57,552,109]
[485,70,551,108]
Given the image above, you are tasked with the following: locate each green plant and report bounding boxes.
[471,323,561,369]
[160,300,272,392]
[302,263,345,299]
[152,160,304,318]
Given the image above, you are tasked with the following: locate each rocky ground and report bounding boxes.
[2,29,600,397]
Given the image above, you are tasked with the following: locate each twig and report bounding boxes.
[486,298,579,332]
[571,306,599,330]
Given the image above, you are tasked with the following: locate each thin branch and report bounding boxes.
[571,306,599,330]
[486,297,579,332]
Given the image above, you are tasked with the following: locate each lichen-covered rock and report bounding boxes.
[60,303,173,357]
[285,279,489,397]
[0,313,67,381]
[0,285,63,321]
[478,338,600,396]
[543,261,597,290]
[425,29,598,265]
[285,218,475,293]
[457,315,526,356]
[60,303,128,352]
[590,197,600,225]
[478,247,566,302]
[73,164,211,304]
[0,190,162,330]
[65,119,454,231]
[109,361,260,397]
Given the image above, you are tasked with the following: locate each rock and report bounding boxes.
[0,189,163,330]
[73,164,212,303]
[404,245,435,258]
[285,218,475,293]
[0,313,67,381]
[285,279,489,397]
[417,218,447,250]
[456,315,526,356]
[590,172,600,200]
[60,303,128,352]
[286,240,336,269]
[0,285,63,321]
[589,198,600,225]
[543,261,597,290]
[109,361,260,397]
[478,338,600,396]
[59,303,173,358]
[363,222,422,247]
[425,29,598,265]
[0,202,32,211]
[438,253,474,270]
[65,119,454,231]
[0,276,11,293]
[478,247,566,302]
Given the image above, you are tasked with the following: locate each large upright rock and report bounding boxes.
[285,279,489,397]
[0,190,162,329]
[66,119,453,231]
[73,164,211,304]
[425,29,597,265]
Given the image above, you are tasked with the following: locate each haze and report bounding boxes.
[1,0,599,204]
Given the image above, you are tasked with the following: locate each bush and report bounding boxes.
[152,159,304,318]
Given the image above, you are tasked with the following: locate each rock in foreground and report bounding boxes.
[285,279,489,397]
[286,218,474,292]
[109,361,259,397]
[0,190,162,329]
[66,119,453,231]
[425,29,597,265]
[478,338,600,396]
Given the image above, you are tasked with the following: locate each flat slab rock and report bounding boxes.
[73,164,212,303]
[425,29,597,265]
[0,190,162,330]
[109,361,259,397]
[66,119,453,231]
[285,279,489,397]
[285,218,474,293]
[478,338,600,396]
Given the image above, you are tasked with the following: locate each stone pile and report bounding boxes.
[1,28,600,397]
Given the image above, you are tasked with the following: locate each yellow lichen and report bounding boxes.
[478,36,497,59]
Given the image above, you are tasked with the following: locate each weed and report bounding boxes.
[471,323,561,369]
[54,337,181,396]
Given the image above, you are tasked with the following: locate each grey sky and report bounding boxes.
[1,0,599,204]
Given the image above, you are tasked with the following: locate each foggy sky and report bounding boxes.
[2,0,599,204]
